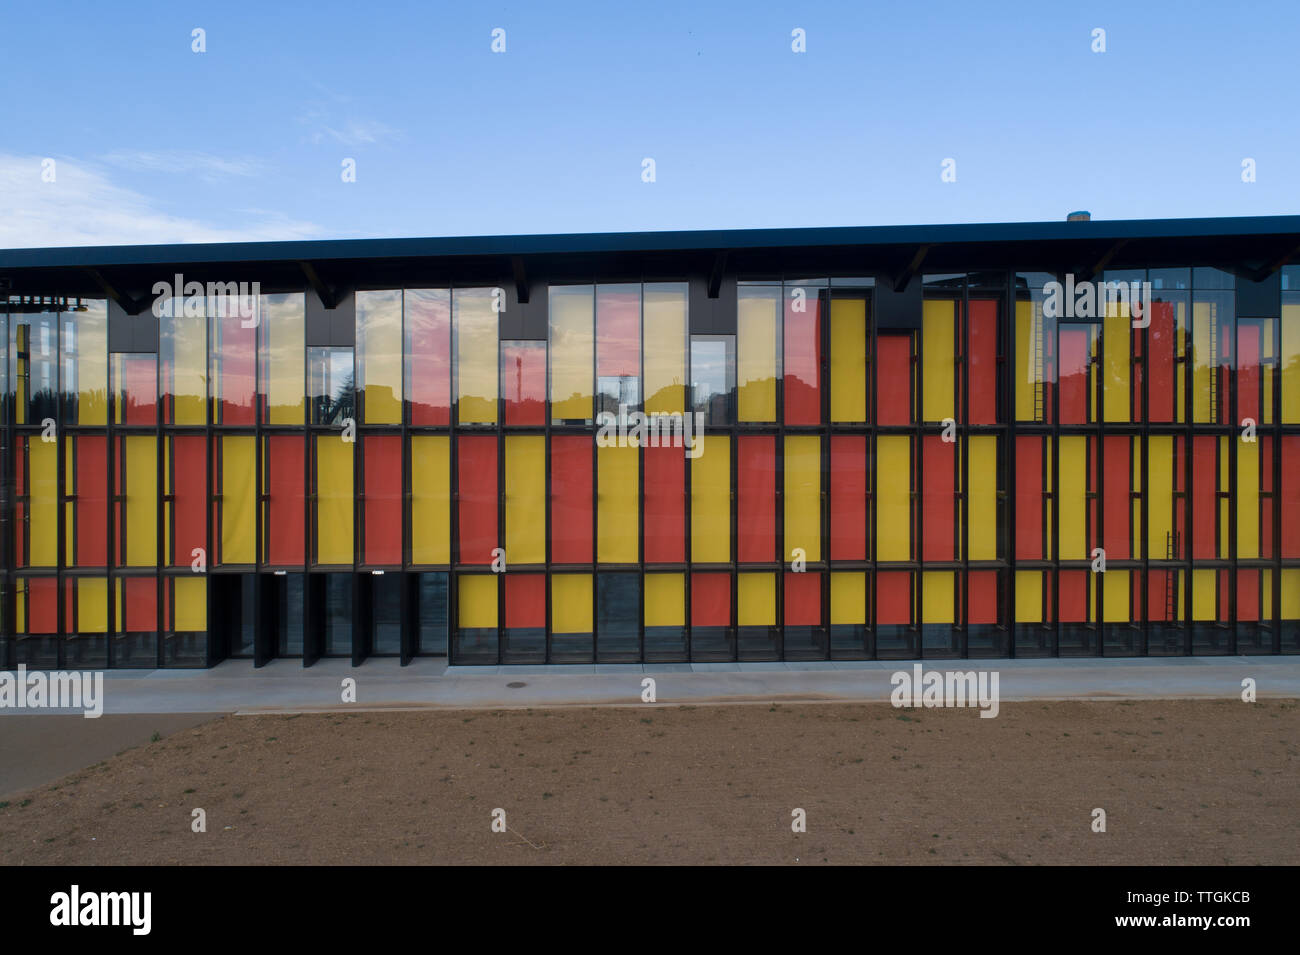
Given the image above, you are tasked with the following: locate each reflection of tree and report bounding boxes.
[315,370,355,425]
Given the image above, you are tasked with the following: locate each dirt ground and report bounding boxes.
[1,700,1296,865]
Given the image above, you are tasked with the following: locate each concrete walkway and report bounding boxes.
[2,656,1296,715]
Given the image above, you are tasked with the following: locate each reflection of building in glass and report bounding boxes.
[2,219,1299,668]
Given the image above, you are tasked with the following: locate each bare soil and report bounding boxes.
[1,700,1296,865]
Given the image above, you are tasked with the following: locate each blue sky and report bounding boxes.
[2,0,1297,247]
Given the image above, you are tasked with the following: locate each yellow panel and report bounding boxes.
[830,572,866,625]
[922,299,955,422]
[168,310,206,425]
[1103,570,1129,622]
[76,303,109,425]
[1015,300,1036,421]
[644,285,687,415]
[876,436,911,561]
[691,434,730,562]
[264,294,305,424]
[784,435,821,562]
[1058,436,1087,560]
[1283,304,1300,423]
[28,439,58,566]
[504,435,545,565]
[1282,570,1300,619]
[1192,300,1215,423]
[644,573,684,627]
[174,577,207,631]
[411,435,450,564]
[455,288,499,424]
[1192,569,1216,621]
[77,577,108,632]
[221,436,255,564]
[737,291,778,422]
[922,571,954,624]
[358,290,403,424]
[1237,440,1259,559]
[316,435,353,564]
[125,435,157,566]
[552,574,593,633]
[967,436,997,560]
[597,442,639,563]
[549,286,593,422]
[1015,570,1042,623]
[1147,436,1173,559]
[1103,310,1130,423]
[738,572,775,626]
[458,575,497,628]
[830,297,866,423]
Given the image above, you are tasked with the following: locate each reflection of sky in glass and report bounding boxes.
[691,339,728,404]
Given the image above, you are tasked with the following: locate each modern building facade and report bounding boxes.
[1,216,1299,667]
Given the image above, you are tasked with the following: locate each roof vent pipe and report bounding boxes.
[1067,210,1091,221]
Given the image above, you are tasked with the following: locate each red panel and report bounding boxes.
[643,443,684,563]
[407,290,451,425]
[122,355,157,425]
[457,435,498,565]
[550,435,592,563]
[1191,436,1217,560]
[1263,437,1274,557]
[830,435,867,560]
[267,435,305,565]
[737,436,775,562]
[122,577,157,632]
[505,574,546,628]
[875,571,911,625]
[1148,301,1175,422]
[214,313,256,425]
[1058,570,1088,623]
[783,295,821,425]
[968,570,998,625]
[171,435,206,566]
[502,343,546,426]
[364,435,403,565]
[76,436,108,566]
[922,435,955,561]
[1103,435,1130,560]
[26,577,58,633]
[1237,323,1261,425]
[1236,569,1260,622]
[784,572,821,625]
[968,299,997,424]
[1015,436,1043,560]
[596,287,640,378]
[1283,437,1300,560]
[875,334,911,425]
[691,573,730,627]
[1058,327,1090,424]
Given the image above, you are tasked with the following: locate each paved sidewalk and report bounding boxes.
[2,656,1296,715]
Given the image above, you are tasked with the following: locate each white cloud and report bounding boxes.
[100,149,268,181]
[295,98,399,147]
[0,153,323,248]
